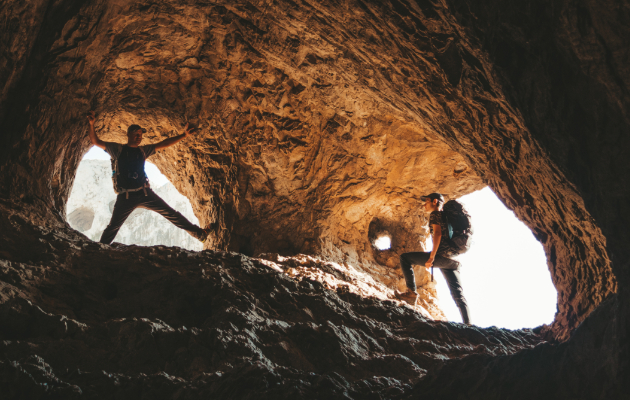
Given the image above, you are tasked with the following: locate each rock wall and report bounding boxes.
[0,0,486,290]
[406,0,630,396]
[1,0,628,398]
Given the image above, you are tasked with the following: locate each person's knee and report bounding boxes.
[400,253,411,265]
[436,256,460,270]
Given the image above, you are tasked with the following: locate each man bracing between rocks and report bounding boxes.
[396,193,471,325]
[86,111,213,245]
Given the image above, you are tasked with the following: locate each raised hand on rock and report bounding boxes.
[87,110,96,126]
[183,122,199,137]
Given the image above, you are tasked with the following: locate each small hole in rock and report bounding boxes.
[374,235,391,250]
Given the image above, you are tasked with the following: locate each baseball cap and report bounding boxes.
[127,124,147,135]
[420,193,445,203]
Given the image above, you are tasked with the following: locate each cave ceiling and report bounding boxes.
[0,2,626,391]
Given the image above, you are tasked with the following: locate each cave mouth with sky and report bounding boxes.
[67,146,203,251]
[0,0,627,398]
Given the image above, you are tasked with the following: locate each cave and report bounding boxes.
[0,0,627,398]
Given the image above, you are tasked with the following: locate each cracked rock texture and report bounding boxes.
[1,0,629,398]
[0,201,542,399]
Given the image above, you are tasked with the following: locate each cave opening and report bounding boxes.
[430,188,557,329]
[374,235,392,251]
[66,146,203,251]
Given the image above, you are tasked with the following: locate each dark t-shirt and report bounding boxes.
[104,143,156,190]
[429,210,456,257]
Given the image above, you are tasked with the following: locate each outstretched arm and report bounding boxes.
[154,123,198,151]
[87,111,107,150]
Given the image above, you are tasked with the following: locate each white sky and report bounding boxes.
[374,236,391,250]
[431,187,557,329]
[84,147,557,330]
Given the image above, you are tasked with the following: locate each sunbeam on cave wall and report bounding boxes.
[432,187,557,329]
[66,147,203,251]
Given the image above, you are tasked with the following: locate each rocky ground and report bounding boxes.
[0,199,544,399]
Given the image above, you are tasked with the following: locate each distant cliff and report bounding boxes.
[66,159,203,251]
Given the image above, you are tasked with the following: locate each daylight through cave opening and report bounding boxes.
[432,188,557,329]
[374,235,392,251]
[66,146,203,251]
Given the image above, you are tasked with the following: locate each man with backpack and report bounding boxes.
[86,111,213,245]
[396,193,472,325]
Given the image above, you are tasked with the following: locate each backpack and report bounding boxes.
[443,200,473,254]
[111,146,150,198]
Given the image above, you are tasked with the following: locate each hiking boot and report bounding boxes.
[196,223,215,243]
[394,290,418,305]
